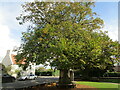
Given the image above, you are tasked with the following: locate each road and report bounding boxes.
[2,76,59,90]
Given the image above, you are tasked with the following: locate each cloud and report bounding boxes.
[96,0,119,2]
[0,3,24,62]
[102,20,118,41]
[0,23,20,62]
[0,0,36,3]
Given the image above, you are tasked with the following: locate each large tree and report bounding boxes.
[16,1,118,86]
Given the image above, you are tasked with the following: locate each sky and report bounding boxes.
[0,1,118,62]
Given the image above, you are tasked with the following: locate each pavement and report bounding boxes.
[2,76,59,90]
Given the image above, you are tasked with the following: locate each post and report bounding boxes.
[70,70,74,81]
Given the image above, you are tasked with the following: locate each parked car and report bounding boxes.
[18,75,27,80]
[2,74,16,83]
[27,74,37,80]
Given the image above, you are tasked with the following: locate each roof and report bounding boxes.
[11,54,25,65]
[2,50,13,67]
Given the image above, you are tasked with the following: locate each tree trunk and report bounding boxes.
[58,69,72,84]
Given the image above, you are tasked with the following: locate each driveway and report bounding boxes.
[2,76,59,90]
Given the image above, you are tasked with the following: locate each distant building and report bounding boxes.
[2,50,36,77]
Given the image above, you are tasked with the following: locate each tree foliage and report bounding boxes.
[16,1,118,77]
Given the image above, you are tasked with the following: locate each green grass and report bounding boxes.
[102,79,120,83]
[75,81,119,89]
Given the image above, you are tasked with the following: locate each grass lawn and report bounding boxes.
[75,81,119,89]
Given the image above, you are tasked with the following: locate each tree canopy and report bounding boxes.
[16,1,118,73]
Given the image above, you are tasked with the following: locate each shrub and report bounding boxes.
[35,71,53,76]
[101,79,120,83]
[36,69,59,76]
[103,72,120,77]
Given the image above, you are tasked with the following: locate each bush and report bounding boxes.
[35,71,53,76]
[36,70,59,76]
[101,79,120,83]
[2,74,15,83]
[53,70,59,76]
[74,68,107,79]
[103,72,120,77]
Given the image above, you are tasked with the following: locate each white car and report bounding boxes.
[27,74,37,80]
[18,75,27,80]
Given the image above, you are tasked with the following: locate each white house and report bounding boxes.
[113,63,120,72]
[2,50,36,77]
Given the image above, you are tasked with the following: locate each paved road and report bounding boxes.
[2,76,59,90]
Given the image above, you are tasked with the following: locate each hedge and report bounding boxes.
[35,70,59,76]
[103,72,120,77]
[35,71,53,76]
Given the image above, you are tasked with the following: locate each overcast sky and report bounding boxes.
[0,1,118,61]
